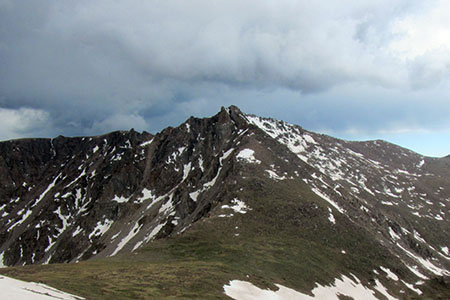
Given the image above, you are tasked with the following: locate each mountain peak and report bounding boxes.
[213,105,248,129]
[227,104,243,114]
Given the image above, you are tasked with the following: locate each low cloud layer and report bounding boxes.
[1,1,449,155]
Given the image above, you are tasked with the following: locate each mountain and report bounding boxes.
[0,106,449,299]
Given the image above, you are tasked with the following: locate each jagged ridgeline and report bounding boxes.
[0,106,449,299]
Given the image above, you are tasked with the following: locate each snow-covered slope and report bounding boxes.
[246,114,450,279]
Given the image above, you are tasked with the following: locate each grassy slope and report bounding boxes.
[1,178,448,299]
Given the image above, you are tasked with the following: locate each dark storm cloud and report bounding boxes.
[0,0,449,145]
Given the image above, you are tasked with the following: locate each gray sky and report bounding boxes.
[1,0,449,156]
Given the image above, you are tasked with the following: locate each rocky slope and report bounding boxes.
[0,107,251,265]
[0,106,449,299]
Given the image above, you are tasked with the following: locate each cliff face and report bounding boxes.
[0,106,449,298]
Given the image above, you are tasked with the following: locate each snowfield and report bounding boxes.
[0,275,84,299]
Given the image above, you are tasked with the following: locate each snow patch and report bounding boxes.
[221,148,234,162]
[158,194,175,216]
[237,148,260,164]
[401,280,422,295]
[328,207,336,224]
[145,223,165,244]
[405,265,429,280]
[413,231,426,244]
[89,219,113,239]
[384,187,400,198]
[224,274,395,300]
[134,221,168,252]
[135,188,154,204]
[140,139,153,147]
[380,266,399,281]
[53,207,70,237]
[397,243,450,276]
[182,162,191,182]
[388,227,401,241]
[66,170,86,188]
[33,175,60,207]
[7,209,33,232]
[265,170,286,181]
[310,187,344,214]
[303,134,317,144]
[166,146,186,164]
[373,279,397,300]
[198,156,204,172]
[111,222,143,256]
[417,159,425,168]
[201,149,233,191]
[434,214,443,221]
[72,226,82,237]
[221,198,251,215]
[0,252,5,268]
[111,231,121,240]
[112,195,129,203]
[189,190,200,202]
[360,206,370,213]
[0,275,85,299]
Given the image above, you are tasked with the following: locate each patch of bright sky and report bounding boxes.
[341,131,450,158]
[236,83,450,158]
[388,0,450,61]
